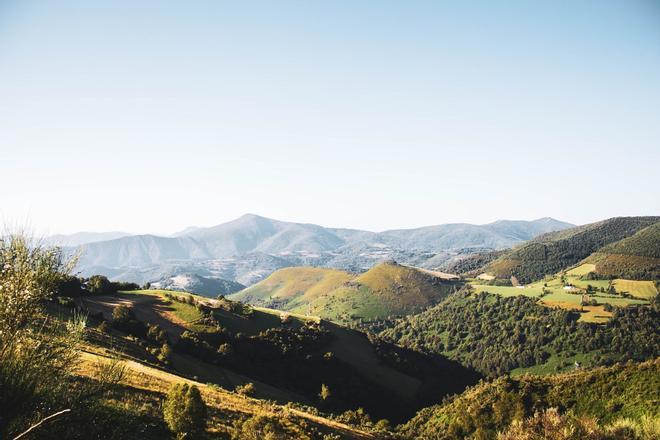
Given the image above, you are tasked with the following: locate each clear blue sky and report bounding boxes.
[1,0,659,234]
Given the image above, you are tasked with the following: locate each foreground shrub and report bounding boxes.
[231,414,311,440]
[498,408,660,440]
[162,383,207,439]
[0,234,85,438]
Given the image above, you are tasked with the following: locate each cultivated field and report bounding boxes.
[470,263,654,323]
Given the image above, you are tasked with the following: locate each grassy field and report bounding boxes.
[470,267,651,323]
[120,289,210,332]
[565,263,596,276]
[471,284,543,298]
[613,279,658,300]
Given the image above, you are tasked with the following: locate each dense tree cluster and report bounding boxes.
[167,299,477,422]
[398,359,659,440]
[56,274,140,297]
[442,250,506,275]
[382,288,659,376]
[487,217,659,283]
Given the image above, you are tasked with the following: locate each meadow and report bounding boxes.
[471,262,654,323]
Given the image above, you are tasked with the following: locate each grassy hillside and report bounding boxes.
[231,267,353,307]
[584,222,660,279]
[78,289,479,424]
[398,359,660,440]
[481,217,660,283]
[231,262,460,323]
[75,331,379,439]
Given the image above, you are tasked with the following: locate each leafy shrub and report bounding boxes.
[162,383,207,439]
[231,414,311,440]
[0,234,84,438]
[235,382,256,396]
[111,305,147,338]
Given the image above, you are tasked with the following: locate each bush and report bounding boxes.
[498,408,660,440]
[0,234,85,438]
[235,382,256,397]
[158,343,173,364]
[57,296,75,308]
[87,275,116,295]
[232,414,311,440]
[162,383,207,439]
[111,305,146,338]
[147,324,168,344]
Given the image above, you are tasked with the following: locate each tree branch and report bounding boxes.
[13,409,71,440]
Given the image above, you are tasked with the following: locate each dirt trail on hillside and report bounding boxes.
[77,294,188,341]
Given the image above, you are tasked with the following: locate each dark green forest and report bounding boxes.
[381,287,659,376]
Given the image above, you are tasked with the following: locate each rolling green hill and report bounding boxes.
[584,222,660,279]
[398,359,660,440]
[231,262,461,323]
[480,217,660,283]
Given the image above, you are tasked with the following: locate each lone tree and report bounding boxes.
[163,383,207,439]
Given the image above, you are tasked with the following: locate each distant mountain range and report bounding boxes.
[58,214,574,288]
[151,272,245,297]
[46,231,132,247]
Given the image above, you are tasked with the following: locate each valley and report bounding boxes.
[3,216,658,439]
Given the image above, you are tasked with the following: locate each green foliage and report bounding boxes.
[598,222,660,259]
[87,274,116,295]
[485,217,659,283]
[85,275,140,295]
[235,382,256,396]
[399,360,659,440]
[233,262,459,323]
[498,408,660,440]
[231,414,311,440]
[0,234,86,438]
[162,383,207,439]
[319,383,331,401]
[443,250,507,275]
[158,343,173,364]
[382,288,659,376]
[111,305,147,337]
[172,308,477,423]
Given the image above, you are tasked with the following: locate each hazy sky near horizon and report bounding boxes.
[1,1,659,235]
